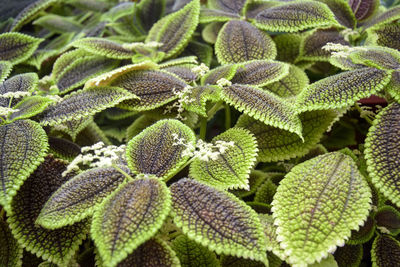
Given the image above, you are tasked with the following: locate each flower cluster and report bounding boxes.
[191,63,209,77]
[0,91,31,98]
[216,78,232,87]
[322,42,367,58]
[164,86,194,120]
[0,107,19,117]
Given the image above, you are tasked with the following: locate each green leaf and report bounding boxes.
[367,23,400,51]
[208,0,246,14]
[0,73,38,107]
[71,38,136,59]
[40,86,136,126]
[33,14,82,33]
[243,1,281,19]
[92,177,171,267]
[51,49,92,81]
[215,20,276,64]
[274,33,302,64]
[182,85,220,117]
[61,116,94,141]
[333,245,363,267]
[363,6,400,29]
[220,255,265,267]
[230,170,271,198]
[0,220,23,267]
[221,84,303,138]
[374,206,400,235]
[309,254,338,267]
[201,64,240,86]
[146,0,200,59]
[48,137,81,161]
[349,0,379,22]
[258,214,286,261]
[0,120,48,211]
[163,64,198,83]
[347,216,376,245]
[36,166,128,229]
[296,68,392,112]
[70,0,110,12]
[0,33,43,65]
[329,56,365,71]
[200,8,240,24]
[172,234,220,267]
[102,2,136,22]
[126,119,196,179]
[182,41,213,67]
[272,152,372,266]
[201,22,224,44]
[348,46,400,70]
[0,61,12,83]
[254,180,277,204]
[7,156,89,265]
[126,115,158,141]
[135,0,166,32]
[317,0,356,29]
[365,102,400,207]
[252,1,338,33]
[371,234,400,267]
[7,96,52,122]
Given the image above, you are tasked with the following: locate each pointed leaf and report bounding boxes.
[62,116,94,141]
[348,46,400,70]
[0,120,48,210]
[363,6,400,29]
[317,0,356,29]
[71,38,135,59]
[274,33,302,64]
[374,206,400,235]
[182,41,213,67]
[367,23,400,51]
[333,245,363,267]
[8,96,53,122]
[48,137,81,161]
[329,56,365,71]
[0,220,23,267]
[272,152,372,266]
[258,214,286,261]
[0,61,12,83]
[126,119,196,179]
[182,85,220,117]
[371,234,400,267]
[254,180,277,204]
[200,8,240,24]
[51,49,92,81]
[0,73,38,107]
[215,20,276,64]
[135,0,165,32]
[170,178,268,264]
[201,64,241,86]
[0,33,43,65]
[244,1,281,19]
[349,0,379,21]
[92,178,171,267]
[230,170,271,198]
[208,0,246,14]
[33,14,83,33]
[347,215,376,245]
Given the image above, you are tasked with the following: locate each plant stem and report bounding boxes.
[199,117,207,140]
[225,103,231,130]
[112,164,134,181]
[207,100,223,118]
[354,103,374,125]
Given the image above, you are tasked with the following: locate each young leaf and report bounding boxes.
[317,0,356,29]
[208,0,246,14]
[0,120,48,211]
[40,86,136,126]
[0,220,23,267]
[272,152,372,266]
[363,5,400,29]
[8,96,54,122]
[0,33,43,65]
[71,38,135,59]
[7,156,89,266]
[215,20,276,64]
[367,23,400,51]
[36,167,128,229]
[348,46,400,70]
[126,119,196,179]
[349,0,379,22]
[170,178,268,264]
[33,14,83,33]
[371,234,400,267]
[0,73,38,107]
[0,61,12,83]
[182,85,220,117]
[333,245,363,267]
[253,1,338,32]
[146,0,200,59]
[201,64,240,86]
[91,178,171,267]
[189,128,258,190]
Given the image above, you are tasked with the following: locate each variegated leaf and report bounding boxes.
[70,0,110,12]
[163,64,198,83]
[0,33,43,65]
[102,2,136,22]
[62,116,94,141]
[33,14,82,33]
[220,255,265,267]
[243,1,280,19]
[317,0,356,29]
[363,5,400,29]
[48,137,81,161]
[0,61,12,83]
[333,245,363,267]
[367,23,400,51]
[208,0,246,14]
[329,56,365,70]
[0,220,23,267]
[258,214,286,261]
[254,180,277,205]
[230,170,271,199]
[51,49,92,81]
[349,0,379,21]
[135,0,166,32]
[182,85,220,117]
[200,8,240,24]
[0,73,38,107]
[348,46,400,70]
[201,64,240,86]
[7,96,54,122]
[71,38,135,59]
[347,216,376,245]
[371,234,400,267]
[386,71,400,103]
[374,206,400,235]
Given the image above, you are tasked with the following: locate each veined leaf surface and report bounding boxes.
[33,14,83,33]
[182,85,220,117]
[51,49,92,80]
[71,38,135,59]
[333,245,363,267]
[208,0,246,14]
[317,0,356,29]
[258,214,286,261]
[0,220,23,267]
[0,73,38,107]
[363,6,400,29]
[371,234,400,267]
[348,46,400,70]
[8,96,54,122]
[201,64,240,86]
[349,0,379,21]
[200,8,240,24]
[386,71,400,103]
[367,23,400,51]
[48,137,81,161]
[0,61,12,83]
[274,33,302,64]
[0,33,43,65]
[135,0,166,32]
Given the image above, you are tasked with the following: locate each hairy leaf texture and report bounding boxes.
[316,0,356,29]
[375,206,400,235]
[36,167,128,229]
[349,0,379,21]
[215,20,276,64]
[170,178,268,264]
[221,84,303,138]
[146,0,200,59]
[258,214,286,261]
[0,61,12,83]
[92,178,171,267]
[296,68,392,112]
[202,64,241,86]
[0,73,38,107]
[200,8,241,24]
[348,46,400,70]
[329,56,365,71]
[371,234,400,267]
[189,128,258,190]
[367,23,400,51]
[254,179,277,205]
[71,38,135,59]
[243,1,280,19]
[182,85,220,117]
[0,120,48,210]
[365,102,400,207]
[208,0,246,14]
[135,0,166,32]
[48,137,81,161]
[163,64,198,83]
[0,220,23,267]
[7,156,89,265]
[8,96,53,122]
[40,86,136,126]
[51,49,92,80]
[363,6,400,29]
[33,14,82,33]
[0,33,43,65]
[62,116,94,141]
[253,1,338,32]
[386,72,400,103]
[333,245,363,267]
[273,33,303,64]
[272,152,372,266]
[126,119,195,179]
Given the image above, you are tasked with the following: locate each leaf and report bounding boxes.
[333,245,363,267]
[208,0,246,14]
[51,49,91,80]
[384,71,400,103]
[243,1,280,19]
[70,0,110,12]
[40,86,136,126]
[201,64,240,86]
[135,0,166,32]
[146,0,200,59]
[71,38,135,59]
[189,128,258,190]
[33,14,83,33]
[253,1,338,33]
[230,170,271,198]
[182,85,220,117]
[102,2,136,23]
[126,115,158,141]
[254,180,277,204]
[296,68,392,112]
[363,6,400,29]
[0,61,12,83]
[170,178,268,264]
[374,206,400,235]
[48,137,81,161]
[309,254,338,267]
[316,0,356,29]
[182,41,213,67]
[273,33,303,64]
[271,152,372,266]
[91,178,171,267]
[36,167,128,229]
[365,102,400,208]
[221,84,303,138]
[0,220,23,267]
[371,234,400,267]
[199,8,240,24]
[346,216,376,245]
[201,22,224,44]
[7,96,53,122]
[0,33,43,65]
[329,56,365,71]
[171,235,220,267]
[258,214,286,261]
[349,0,379,21]
[215,20,276,64]
[7,156,89,265]
[62,116,94,141]
[348,46,400,70]
[367,23,400,51]
[0,73,38,107]
[220,255,265,267]
[126,119,196,179]
[0,120,48,211]
[163,64,198,83]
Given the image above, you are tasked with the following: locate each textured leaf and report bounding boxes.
[36,167,128,229]
[71,38,135,59]
[220,255,265,267]
[102,2,136,22]
[371,234,400,267]
[201,22,224,44]
[0,61,12,83]
[0,33,43,65]
[48,137,81,161]
[126,115,158,141]
[348,46,400,70]
[243,1,280,19]
[182,41,213,67]
[75,121,111,147]
[0,120,48,210]
[200,8,240,24]
[367,23,400,51]
[182,85,220,117]
[329,56,365,71]
[221,84,303,137]
[365,102,400,208]
[201,64,240,86]
[363,6,400,29]
[51,49,91,80]
[146,0,200,59]
[135,0,166,32]
[208,0,246,14]
[254,180,277,205]
[0,73,38,107]
[62,116,94,141]
[274,33,302,64]
[333,245,363,267]
[70,0,110,12]
[258,214,286,261]
[349,0,379,21]
[347,215,376,245]
[375,206,400,235]
[7,156,89,265]
[163,64,198,83]
[317,0,356,28]
[189,128,258,190]
[92,178,171,267]
[272,152,372,266]
[230,170,272,198]
[7,96,53,122]
[215,20,276,64]
[126,119,195,179]
[0,220,23,267]
[253,1,338,32]
[33,14,82,33]
[385,71,400,103]
[296,68,392,112]
[170,178,268,264]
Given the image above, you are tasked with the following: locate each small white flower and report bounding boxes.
[0,91,31,98]
[216,78,232,87]
[322,42,368,59]
[0,107,19,117]
[191,63,209,77]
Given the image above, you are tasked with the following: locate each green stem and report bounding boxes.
[112,164,134,181]
[354,103,374,125]
[199,117,207,140]
[207,100,223,118]
[164,157,196,182]
[8,96,13,108]
[225,103,231,130]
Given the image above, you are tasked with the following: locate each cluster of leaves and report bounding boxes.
[1,0,400,266]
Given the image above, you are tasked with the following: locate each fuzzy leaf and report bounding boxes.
[367,23,400,51]
[363,6,400,29]
[253,1,338,32]
[51,49,91,80]
[200,8,240,24]
[0,33,43,65]
[215,20,276,64]
[201,64,240,85]
[7,96,53,122]
[189,128,258,190]
[163,64,198,83]
[7,156,89,265]
[0,220,23,267]
[71,38,135,59]
[274,33,302,64]
[208,0,246,14]
[183,41,213,67]
[243,1,280,19]
[146,0,200,59]
[317,0,356,28]
[375,206,400,235]
[0,73,38,107]
[333,245,363,267]
[254,180,277,205]
[40,86,136,126]
[0,61,12,83]
[221,84,303,137]
[272,152,372,266]
[135,0,166,32]
[33,14,82,33]
[0,120,48,210]
[348,46,400,70]
[62,116,94,141]
[329,56,365,71]
[92,178,171,267]
[182,85,220,117]
[365,102,400,208]
[371,234,400,267]
[349,0,379,21]
[126,115,158,141]
[230,170,271,198]
[296,68,392,112]
[48,137,81,161]
[126,119,195,179]
[258,214,286,261]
